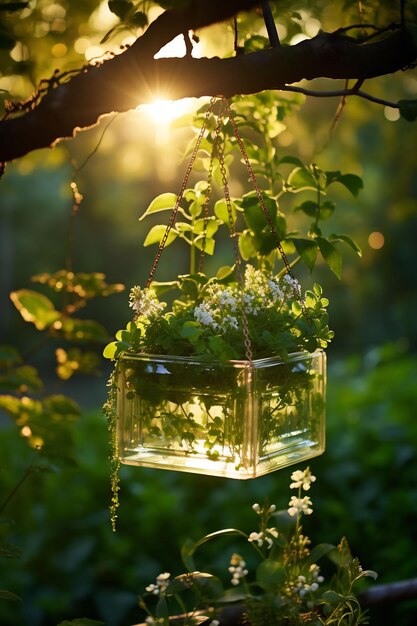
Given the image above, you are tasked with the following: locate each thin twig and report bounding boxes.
[282,84,399,108]
[73,114,117,175]
[262,0,280,48]
[0,462,37,514]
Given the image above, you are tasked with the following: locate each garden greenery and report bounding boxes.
[139,467,377,626]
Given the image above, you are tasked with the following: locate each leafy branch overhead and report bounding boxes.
[1,0,417,162]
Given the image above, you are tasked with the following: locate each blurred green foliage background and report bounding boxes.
[1,1,417,625]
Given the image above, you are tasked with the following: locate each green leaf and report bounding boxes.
[32,271,124,299]
[326,171,363,196]
[398,99,417,122]
[180,322,203,340]
[330,233,362,257]
[10,290,60,330]
[214,198,237,225]
[43,395,80,421]
[155,595,169,621]
[320,590,345,605]
[256,559,286,587]
[59,318,109,343]
[0,364,43,393]
[193,217,219,237]
[181,538,197,571]
[294,200,318,217]
[108,0,133,20]
[242,193,277,234]
[0,344,22,366]
[305,543,336,567]
[279,155,305,168]
[143,224,178,247]
[287,167,317,192]
[140,192,178,220]
[317,237,342,279]
[238,230,258,260]
[291,238,318,273]
[193,236,215,255]
[0,589,21,602]
[215,265,235,282]
[150,280,179,297]
[103,342,118,359]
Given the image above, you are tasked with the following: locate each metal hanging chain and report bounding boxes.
[198,106,224,273]
[221,96,310,317]
[145,97,218,289]
[220,97,294,280]
[216,100,254,363]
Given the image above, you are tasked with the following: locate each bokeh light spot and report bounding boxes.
[368,231,385,249]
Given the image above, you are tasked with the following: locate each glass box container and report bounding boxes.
[116,349,326,479]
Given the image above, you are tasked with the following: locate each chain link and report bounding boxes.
[216,100,253,362]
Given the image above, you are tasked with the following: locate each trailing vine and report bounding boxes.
[103,368,120,532]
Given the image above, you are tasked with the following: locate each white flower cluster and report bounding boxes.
[145,572,171,595]
[290,468,316,491]
[228,553,248,586]
[288,496,313,517]
[294,564,324,597]
[193,265,301,333]
[129,286,166,319]
[248,527,279,548]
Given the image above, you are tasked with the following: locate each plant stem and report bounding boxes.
[0,463,36,514]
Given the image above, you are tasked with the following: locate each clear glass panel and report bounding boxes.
[117,350,325,479]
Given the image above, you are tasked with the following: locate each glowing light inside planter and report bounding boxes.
[117,349,326,479]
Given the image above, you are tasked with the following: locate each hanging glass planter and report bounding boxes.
[105,96,331,490]
[117,349,325,479]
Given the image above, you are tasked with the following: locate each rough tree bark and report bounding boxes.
[0,0,416,163]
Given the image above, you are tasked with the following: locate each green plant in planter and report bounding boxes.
[105,268,329,480]
[138,467,376,626]
[103,97,362,525]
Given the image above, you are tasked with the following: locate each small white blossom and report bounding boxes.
[223,314,239,330]
[209,621,220,626]
[248,528,277,549]
[129,286,165,319]
[145,572,171,595]
[248,531,264,546]
[194,303,219,330]
[290,468,316,491]
[268,504,276,513]
[264,527,279,547]
[252,503,261,514]
[283,273,301,291]
[268,279,284,301]
[228,555,248,586]
[288,495,313,517]
[218,290,237,310]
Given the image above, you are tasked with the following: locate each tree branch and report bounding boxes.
[0,0,416,163]
[282,85,400,108]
